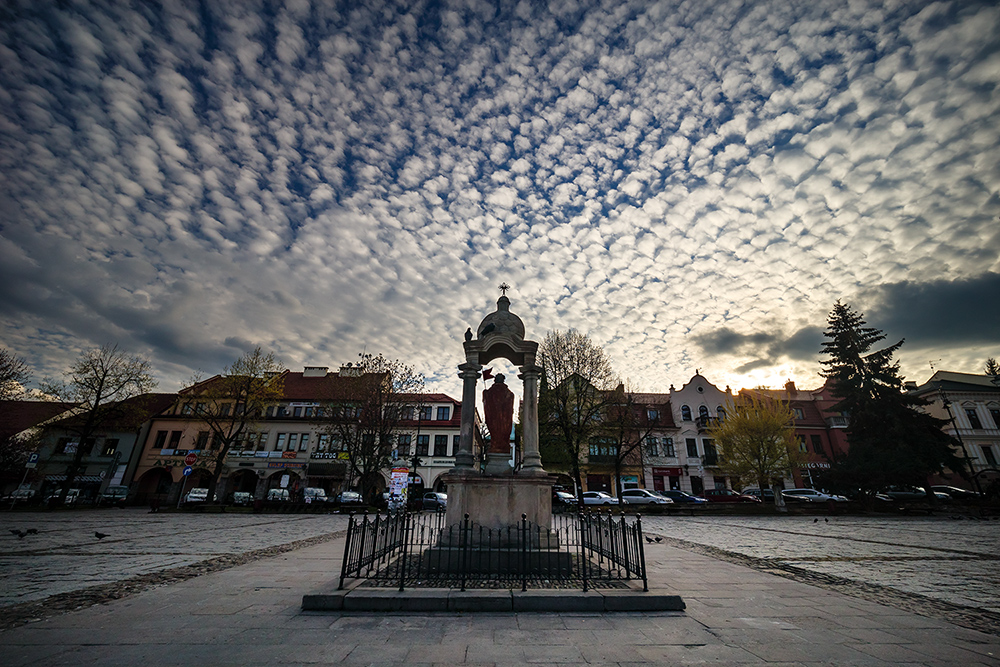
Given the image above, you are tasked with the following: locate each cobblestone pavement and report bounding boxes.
[642,515,1000,617]
[0,509,349,610]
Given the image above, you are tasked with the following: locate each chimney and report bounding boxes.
[904,381,917,391]
[784,380,796,394]
[339,363,362,377]
[303,366,329,378]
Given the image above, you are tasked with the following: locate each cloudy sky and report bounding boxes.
[1,0,998,400]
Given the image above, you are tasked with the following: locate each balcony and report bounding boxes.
[695,416,719,432]
[825,416,848,428]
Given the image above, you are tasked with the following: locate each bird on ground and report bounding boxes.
[824,518,829,523]
[25,528,37,534]
[94,532,109,540]
[654,537,663,543]
[645,536,653,543]
[9,529,21,536]
[11,530,27,538]
[813,518,818,523]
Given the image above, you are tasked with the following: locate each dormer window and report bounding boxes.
[437,406,451,421]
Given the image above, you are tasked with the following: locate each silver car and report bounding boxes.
[620,488,673,505]
[582,491,619,505]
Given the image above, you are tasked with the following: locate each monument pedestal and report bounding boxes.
[444,473,554,531]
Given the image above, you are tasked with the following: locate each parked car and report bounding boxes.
[656,489,708,504]
[421,491,447,511]
[553,490,577,506]
[303,487,330,503]
[184,487,210,503]
[266,488,290,502]
[881,486,949,502]
[46,488,83,505]
[781,488,848,503]
[582,491,619,505]
[5,488,37,504]
[230,491,252,506]
[336,490,363,505]
[702,488,761,503]
[620,488,673,505]
[930,485,981,500]
[98,485,129,507]
[741,487,776,502]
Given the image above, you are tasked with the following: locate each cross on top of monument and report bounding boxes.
[498,282,510,296]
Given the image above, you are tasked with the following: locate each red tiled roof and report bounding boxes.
[0,400,78,438]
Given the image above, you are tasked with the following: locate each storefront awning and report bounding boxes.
[307,462,347,477]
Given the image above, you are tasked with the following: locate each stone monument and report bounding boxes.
[443,284,553,532]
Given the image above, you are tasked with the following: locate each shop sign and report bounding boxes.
[268,451,284,458]
[430,458,453,466]
[311,452,341,459]
[281,451,297,459]
[800,462,831,469]
[266,461,305,469]
[255,451,270,458]
[653,467,683,476]
[160,449,175,456]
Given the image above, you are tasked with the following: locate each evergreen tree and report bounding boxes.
[818,302,961,500]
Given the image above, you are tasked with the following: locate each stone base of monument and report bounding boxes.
[443,473,554,531]
[421,546,573,576]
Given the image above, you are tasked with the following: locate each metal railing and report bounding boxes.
[338,509,647,592]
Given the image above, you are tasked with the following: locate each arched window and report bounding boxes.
[681,405,692,421]
[717,406,726,420]
[698,405,709,420]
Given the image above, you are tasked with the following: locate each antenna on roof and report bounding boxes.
[928,359,941,370]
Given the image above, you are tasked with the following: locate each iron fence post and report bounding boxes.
[338,512,356,590]
[460,513,470,592]
[636,513,648,591]
[398,511,410,592]
[521,513,528,592]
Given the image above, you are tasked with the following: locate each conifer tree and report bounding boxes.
[818,302,961,500]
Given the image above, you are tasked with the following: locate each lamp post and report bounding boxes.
[941,393,983,495]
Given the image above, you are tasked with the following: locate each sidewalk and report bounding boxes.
[3,532,999,666]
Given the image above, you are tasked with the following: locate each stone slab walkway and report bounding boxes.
[2,513,999,666]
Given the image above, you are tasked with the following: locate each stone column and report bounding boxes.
[518,364,545,475]
[453,362,481,473]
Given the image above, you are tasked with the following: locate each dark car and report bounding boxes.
[741,487,776,502]
[702,488,761,503]
[930,485,981,500]
[421,491,447,511]
[655,490,708,504]
[882,486,949,502]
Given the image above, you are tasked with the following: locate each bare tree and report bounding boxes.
[40,344,157,502]
[322,353,424,504]
[182,348,285,503]
[538,330,618,506]
[0,348,30,400]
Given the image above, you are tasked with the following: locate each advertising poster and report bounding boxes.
[389,467,409,511]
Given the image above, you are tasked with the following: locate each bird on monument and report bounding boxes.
[480,322,496,335]
[464,327,473,342]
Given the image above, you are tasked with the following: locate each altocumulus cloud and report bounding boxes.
[0,0,998,395]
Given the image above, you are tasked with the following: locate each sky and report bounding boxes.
[1,0,998,402]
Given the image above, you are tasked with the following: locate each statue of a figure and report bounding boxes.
[483,373,514,454]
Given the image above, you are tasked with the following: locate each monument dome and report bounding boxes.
[477,295,525,340]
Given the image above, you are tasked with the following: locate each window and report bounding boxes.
[416,434,429,456]
[792,408,804,420]
[57,438,76,454]
[434,435,448,456]
[275,433,287,451]
[299,434,309,451]
[965,408,983,430]
[331,434,343,451]
[153,431,167,449]
[220,403,232,417]
[168,431,181,448]
[453,435,460,453]
[257,432,269,450]
[101,439,119,456]
[810,435,823,454]
[686,438,698,458]
[317,434,330,452]
[983,445,998,467]
[797,435,808,452]
[703,440,718,465]
[681,405,692,421]
[717,407,726,420]
[266,406,275,417]
[990,408,1000,429]
[419,406,433,421]
[397,434,411,456]
[181,403,193,415]
[276,405,287,417]
[647,409,659,422]
[645,437,658,457]
[293,406,302,418]
[588,439,614,459]
[437,406,450,421]
[196,432,209,449]
[664,437,675,457]
[210,433,220,450]
[698,406,709,420]
[305,407,315,418]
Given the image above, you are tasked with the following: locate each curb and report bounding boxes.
[302,589,685,613]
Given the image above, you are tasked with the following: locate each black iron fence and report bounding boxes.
[338,510,647,592]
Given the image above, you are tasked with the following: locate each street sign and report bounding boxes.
[25,452,39,469]
[184,453,197,465]
[183,466,193,476]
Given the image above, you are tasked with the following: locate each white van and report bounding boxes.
[303,487,328,503]
[266,488,290,501]
[184,488,209,503]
